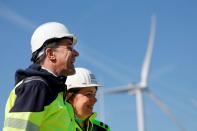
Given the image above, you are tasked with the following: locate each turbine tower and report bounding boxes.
[105,15,186,131]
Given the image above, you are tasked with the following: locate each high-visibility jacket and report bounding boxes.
[3,64,76,131]
[74,113,110,131]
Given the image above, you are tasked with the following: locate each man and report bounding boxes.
[66,67,110,131]
[3,22,79,131]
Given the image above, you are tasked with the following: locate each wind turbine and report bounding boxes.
[105,15,186,131]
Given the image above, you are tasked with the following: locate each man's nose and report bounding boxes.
[72,49,79,57]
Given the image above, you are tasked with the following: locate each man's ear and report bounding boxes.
[45,48,56,60]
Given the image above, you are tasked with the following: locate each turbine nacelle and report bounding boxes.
[137,82,147,89]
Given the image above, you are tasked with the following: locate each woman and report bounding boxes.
[66,67,110,131]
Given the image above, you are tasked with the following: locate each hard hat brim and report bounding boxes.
[67,84,102,90]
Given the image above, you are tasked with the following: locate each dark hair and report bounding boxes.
[67,87,98,93]
[31,38,64,64]
[67,88,81,94]
[66,87,98,102]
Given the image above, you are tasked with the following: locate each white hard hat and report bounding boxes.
[31,22,77,53]
[66,68,101,90]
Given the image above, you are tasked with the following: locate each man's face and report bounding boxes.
[53,38,79,76]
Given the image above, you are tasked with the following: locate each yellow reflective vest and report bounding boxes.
[3,77,76,131]
[74,113,110,131]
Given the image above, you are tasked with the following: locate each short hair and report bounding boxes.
[31,38,68,64]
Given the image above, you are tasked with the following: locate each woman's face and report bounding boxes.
[69,87,97,120]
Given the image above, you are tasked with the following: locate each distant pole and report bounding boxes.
[99,87,105,122]
[136,88,145,131]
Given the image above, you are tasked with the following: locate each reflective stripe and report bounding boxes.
[4,118,39,131]
[24,76,48,86]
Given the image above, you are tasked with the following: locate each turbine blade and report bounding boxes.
[145,90,186,131]
[105,85,136,94]
[140,15,156,87]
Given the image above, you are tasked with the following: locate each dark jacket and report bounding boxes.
[4,64,76,131]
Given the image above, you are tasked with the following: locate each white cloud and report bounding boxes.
[0,3,36,31]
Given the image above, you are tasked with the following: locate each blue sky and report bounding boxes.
[1,0,197,131]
